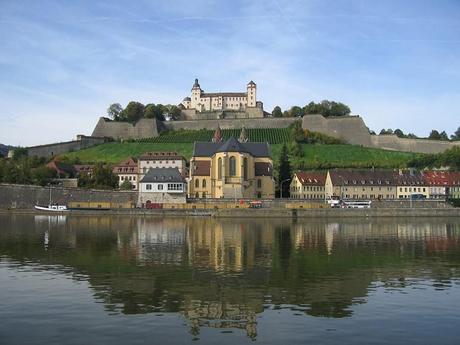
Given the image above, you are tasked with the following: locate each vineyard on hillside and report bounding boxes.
[132,128,292,144]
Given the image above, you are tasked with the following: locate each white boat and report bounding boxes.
[34,204,69,212]
[34,188,69,212]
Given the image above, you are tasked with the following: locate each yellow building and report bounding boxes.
[325,169,397,200]
[290,172,326,200]
[188,137,275,199]
[395,171,429,199]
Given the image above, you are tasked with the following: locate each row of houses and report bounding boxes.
[290,170,460,200]
[47,129,276,205]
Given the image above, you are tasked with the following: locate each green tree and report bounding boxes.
[440,131,449,141]
[107,103,123,121]
[452,127,460,140]
[91,163,118,189]
[278,143,292,198]
[164,104,181,120]
[428,130,441,140]
[12,147,28,160]
[291,121,305,142]
[122,101,145,123]
[120,179,133,190]
[394,129,404,138]
[287,106,303,117]
[32,166,56,186]
[272,106,283,118]
[303,100,351,117]
[144,104,165,120]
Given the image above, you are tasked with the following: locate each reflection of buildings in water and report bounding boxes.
[184,301,257,340]
[117,217,187,265]
[186,219,277,272]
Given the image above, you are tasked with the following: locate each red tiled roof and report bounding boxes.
[423,171,460,186]
[112,157,138,174]
[294,171,326,185]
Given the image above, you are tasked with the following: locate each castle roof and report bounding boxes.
[201,92,246,98]
[182,97,191,102]
[247,80,256,86]
[192,78,200,89]
[193,138,270,157]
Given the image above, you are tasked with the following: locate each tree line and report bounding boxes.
[272,100,351,118]
[107,102,182,123]
[408,147,460,170]
[377,127,460,141]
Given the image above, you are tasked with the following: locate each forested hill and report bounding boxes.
[0,144,12,157]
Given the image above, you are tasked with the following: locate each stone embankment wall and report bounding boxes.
[92,117,159,140]
[302,114,460,154]
[180,108,264,120]
[26,135,107,158]
[0,184,137,209]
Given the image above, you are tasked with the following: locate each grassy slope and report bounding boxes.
[62,142,418,168]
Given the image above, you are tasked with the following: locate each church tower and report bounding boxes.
[247,80,256,107]
[191,78,202,110]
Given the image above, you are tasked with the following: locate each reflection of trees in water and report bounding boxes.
[1,215,460,339]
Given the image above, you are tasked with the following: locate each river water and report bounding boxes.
[1,214,460,344]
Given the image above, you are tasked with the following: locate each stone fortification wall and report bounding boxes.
[371,135,458,154]
[302,114,460,154]
[27,135,107,158]
[91,117,159,140]
[0,184,137,209]
[302,115,373,146]
[163,117,298,131]
[180,107,264,120]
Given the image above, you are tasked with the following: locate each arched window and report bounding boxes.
[202,192,206,198]
[195,179,199,188]
[229,156,236,176]
[202,179,206,188]
[217,157,222,180]
[243,157,248,181]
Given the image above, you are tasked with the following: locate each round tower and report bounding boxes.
[191,78,202,109]
[247,80,256,107]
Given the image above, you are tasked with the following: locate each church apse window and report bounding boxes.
[218,157,222,180]
[243,157,248,181]
[229,156,236,177]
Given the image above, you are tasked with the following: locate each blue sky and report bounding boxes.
[1,0,459,146]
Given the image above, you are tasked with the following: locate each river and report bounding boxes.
[1,214,459,344]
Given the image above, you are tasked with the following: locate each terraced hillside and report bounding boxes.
[133,128,291,144]
[59,128,421,168]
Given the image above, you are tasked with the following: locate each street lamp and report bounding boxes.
[280,178,291,199]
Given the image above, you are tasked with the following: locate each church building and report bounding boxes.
[188,129,275,199]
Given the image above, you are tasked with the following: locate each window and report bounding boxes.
[202,192,206,198]
[218,157,222,180]
[243,157,248,181]
[257,179,262,188]
[195,179,199,188]
[202,179,206,188]
[146,184,152,190]
[158,184,163,190]
[229,156,236,176]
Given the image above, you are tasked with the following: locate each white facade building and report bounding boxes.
[138,168,187,206]
[181,79,257,112]
[138,152,187,180]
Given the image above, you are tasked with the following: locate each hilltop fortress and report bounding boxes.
[19,79,460,158]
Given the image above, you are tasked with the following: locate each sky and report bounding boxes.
[1,0,460,146]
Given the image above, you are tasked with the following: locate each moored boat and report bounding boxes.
[34,204,69,212]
